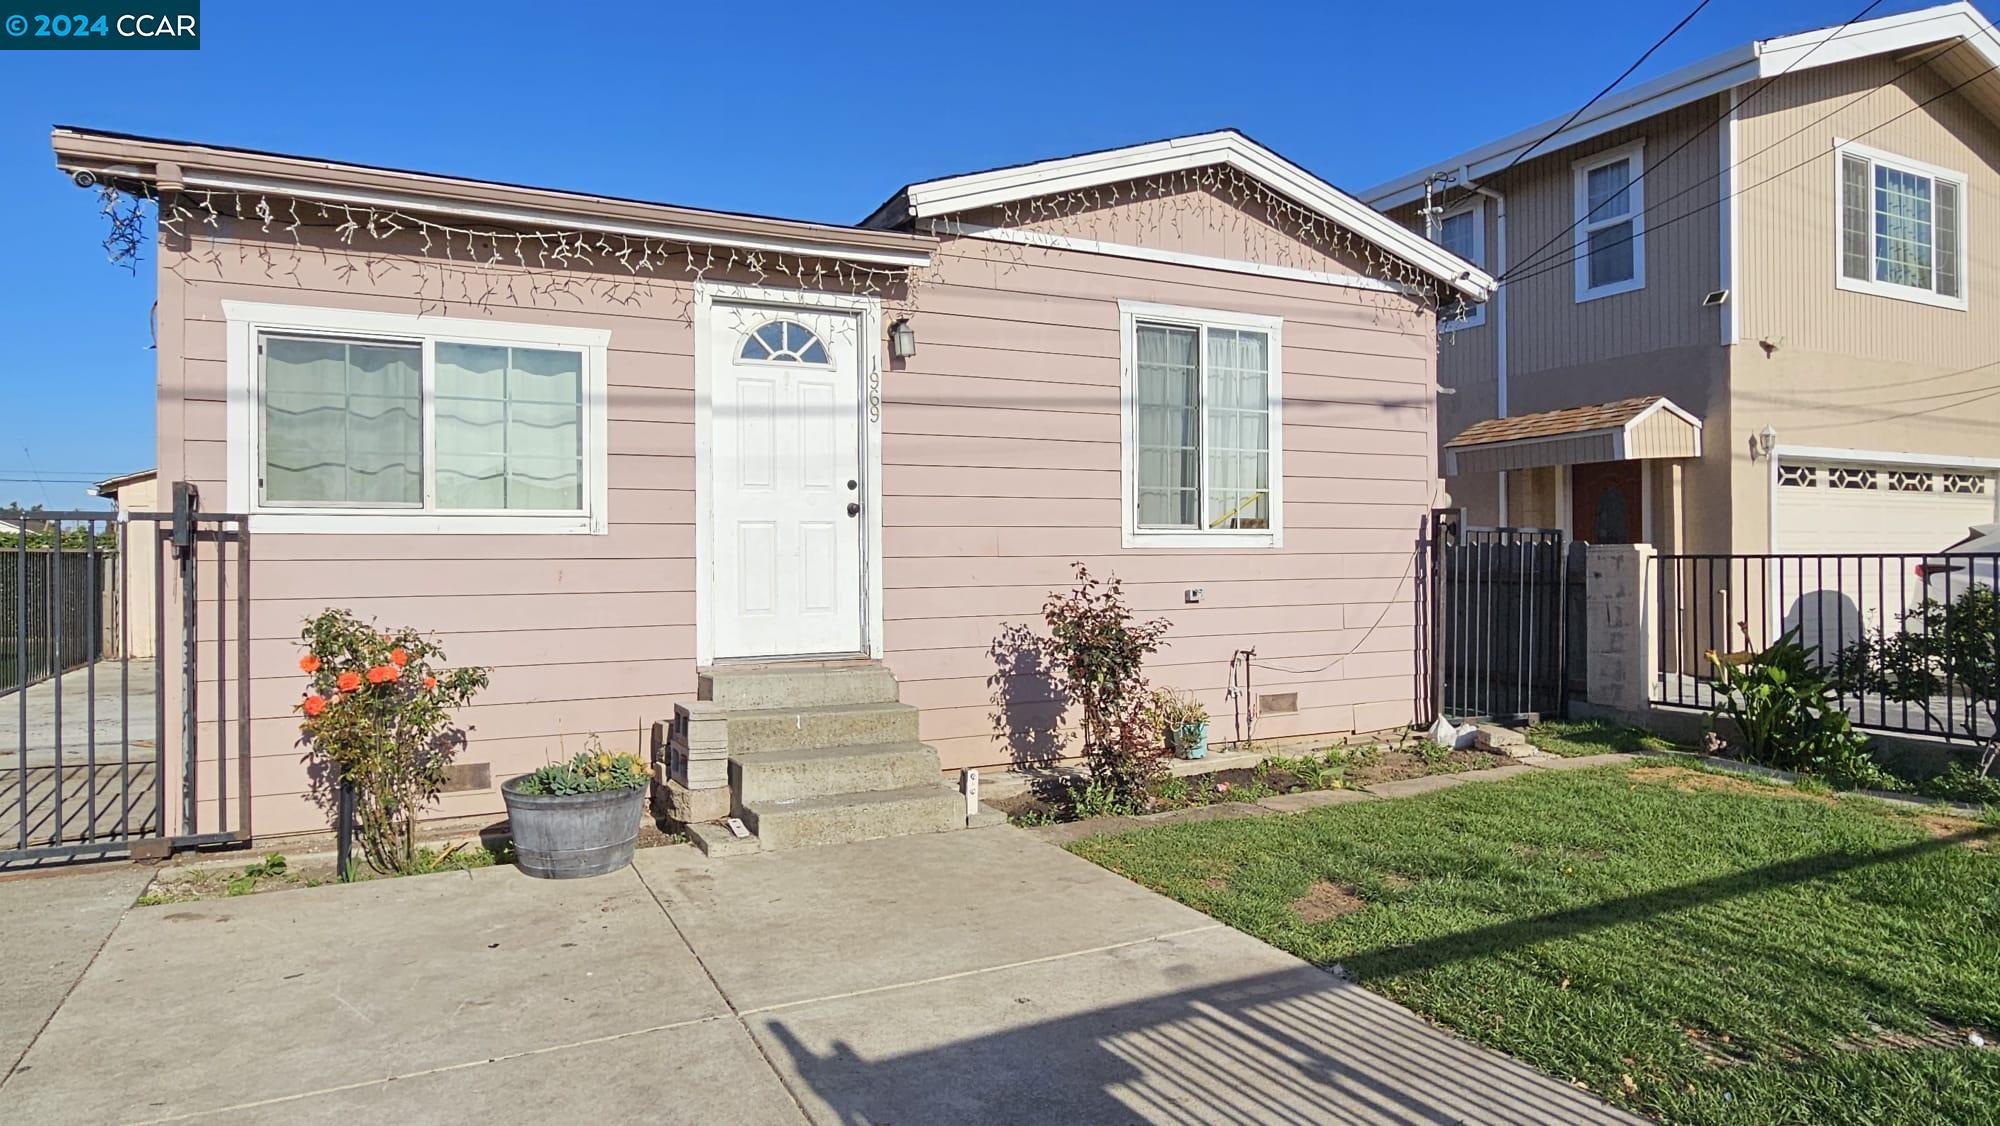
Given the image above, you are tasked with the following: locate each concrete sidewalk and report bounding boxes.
[0,828,1634,1124]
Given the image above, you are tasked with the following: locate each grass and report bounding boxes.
[1070,760,2000,1124]
[1527,717,1682,758]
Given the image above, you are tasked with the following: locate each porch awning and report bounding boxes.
[1444,396,1702,475]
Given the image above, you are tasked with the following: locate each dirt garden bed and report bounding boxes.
[989,741,1502,826]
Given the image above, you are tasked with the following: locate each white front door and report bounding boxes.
[709,303,865,659]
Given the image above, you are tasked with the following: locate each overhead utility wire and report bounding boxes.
[1504,0,1888,284]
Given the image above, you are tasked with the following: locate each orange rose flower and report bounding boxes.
[366,665,394,685]
[299,654,321,674]
[422,675,438,691]
[389,647,409,668]
[302,694,328,717]
[336,671,362,693]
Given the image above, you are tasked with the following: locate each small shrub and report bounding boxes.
[515,741,649,796]
[1707,630,1900,792]
[296,609,490,876]
[1036,564,1171,808]
[1835,586,2000,782]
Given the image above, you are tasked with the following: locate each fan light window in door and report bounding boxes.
[739,320,830,365]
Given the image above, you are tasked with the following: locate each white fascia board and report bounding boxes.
[901,132,1495,301]
[1362,2,1998,210]
[183,171,935,269]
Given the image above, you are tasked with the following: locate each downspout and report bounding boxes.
[1468,176,1508,524]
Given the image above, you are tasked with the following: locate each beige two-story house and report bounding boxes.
[1366,2,2000,557]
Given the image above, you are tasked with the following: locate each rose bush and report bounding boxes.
[296,609,489,875]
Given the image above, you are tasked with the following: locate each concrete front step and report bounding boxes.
[699,661,900,710]
[731,742,943,805]
[723,701,919,753]
[740,784,967,851]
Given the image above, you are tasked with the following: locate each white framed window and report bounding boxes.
[1434,201,1486,330]
[1573,141,1645,301]
[1118,300,1284,549]
[1835,140,1967,310]
[222,303,611,534]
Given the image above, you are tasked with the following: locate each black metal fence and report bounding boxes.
[1653,552,2000,743]
[4,489,253,866]
[1433,511,1570,722]
[0,543,120,696]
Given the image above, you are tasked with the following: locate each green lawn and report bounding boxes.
[1526,717,1682,758]
[1070,762,2000,1124]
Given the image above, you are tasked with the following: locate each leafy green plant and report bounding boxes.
[296,609,490,876]
[1255,749,1349,791]
[515,741,649,796]
[1707,629,1899,792]
[1036,564,1171,808]
[243,853,288,879]
[1834,585,2000,782]
[1922,763,2000,807]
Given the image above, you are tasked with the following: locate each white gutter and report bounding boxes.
[1470,179,1509,522]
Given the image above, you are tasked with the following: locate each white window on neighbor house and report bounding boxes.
[1573,141,1645,301]
[1119,300,1284,549]
[1837,141,1967,310]
[1435,202,1486,330]
[223,303,611,534]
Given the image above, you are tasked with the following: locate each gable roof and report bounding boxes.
[862,130,1496,302]
[1446,396,1686,448]
[1365,2,2000,209]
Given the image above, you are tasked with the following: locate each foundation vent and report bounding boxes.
[1258,692,1300,716]
[442,762,493,793]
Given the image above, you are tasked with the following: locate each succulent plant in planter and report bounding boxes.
[1154,689,1211,760]
[503,741,650,879]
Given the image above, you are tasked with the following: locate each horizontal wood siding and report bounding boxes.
[164,187,1439,836]
[892,232,1436,770]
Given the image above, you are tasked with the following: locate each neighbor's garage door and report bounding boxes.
[1774,460,1996,555]
[1772,460,1997,657]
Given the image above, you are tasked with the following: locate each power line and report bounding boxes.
[1505,21,1993,285]
[1495,0,1886,285]
[1495,37,2000,292]
[1482,0,1718,184]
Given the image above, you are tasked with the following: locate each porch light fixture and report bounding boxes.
[1755,425,1778,460]
[888,318,916,360]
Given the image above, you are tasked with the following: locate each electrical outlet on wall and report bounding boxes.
[1184,587,1205,604]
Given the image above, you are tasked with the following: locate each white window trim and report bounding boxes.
[1437,200,1486,331]
[1831,139,1969,312]
[1117,300,1284,549]
[221,302,611,534]
[1572,140,1647,303]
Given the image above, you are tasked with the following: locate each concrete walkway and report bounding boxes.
[0,828,1635,1125]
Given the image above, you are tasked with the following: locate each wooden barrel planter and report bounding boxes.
[501,780,644,879]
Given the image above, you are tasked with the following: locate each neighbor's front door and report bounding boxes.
[709,303,865,659]
[1571,460,1642,544]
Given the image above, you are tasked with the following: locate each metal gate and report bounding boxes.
[2,484,250,865]
[1431,508,1571,723]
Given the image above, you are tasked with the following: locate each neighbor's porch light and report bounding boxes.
[888,318,916,360]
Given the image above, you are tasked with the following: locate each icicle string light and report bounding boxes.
[97,162,1461,336]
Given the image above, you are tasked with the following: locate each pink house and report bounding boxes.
[51,127,1491,850]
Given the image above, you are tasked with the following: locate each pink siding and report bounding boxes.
[163,185,1439,837]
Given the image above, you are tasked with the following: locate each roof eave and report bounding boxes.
[51,127,936,269]
[1362,2,1998,209]
[876,130,1495,301]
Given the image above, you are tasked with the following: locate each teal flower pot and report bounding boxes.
[1172,721,1209,759]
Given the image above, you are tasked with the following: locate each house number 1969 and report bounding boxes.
[868,362,881,423]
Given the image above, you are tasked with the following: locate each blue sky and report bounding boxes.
[0,0,1915,509]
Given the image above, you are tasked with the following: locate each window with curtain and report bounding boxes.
[1838,144,1965,306]
[1434,205,1485,329]
[259,332,586,513]
[1573,144,1644,299]
[1128,310,1278,540]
